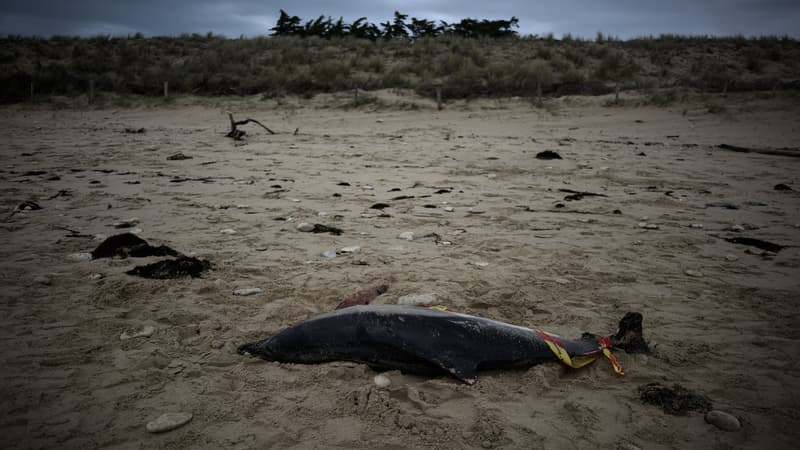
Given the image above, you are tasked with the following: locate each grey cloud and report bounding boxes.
[1,0,798,38]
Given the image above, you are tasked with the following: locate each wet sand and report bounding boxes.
[1,92,799,449]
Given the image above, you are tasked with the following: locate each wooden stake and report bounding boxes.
[436,86,442,111]
[164,81,169,97]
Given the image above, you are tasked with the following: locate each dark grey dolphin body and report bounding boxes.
[239,305,647,384]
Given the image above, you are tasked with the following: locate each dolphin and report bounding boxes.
[238,305,648,384]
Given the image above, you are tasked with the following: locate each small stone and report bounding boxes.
[645,224,660,230]
[233,288,263,296]
[398,231,415,241]
[684,269,703,277]
[443,206,454,212]
[689,223,704,229]
[317,211,328,216]
[236,204,250,209]
[398,294,436,306]
[146,412,193,433]
[288,198,301,203]
[220,228,237,235]
[88,273,104,280]
[338,245,361,254]
[373,374,391,388]
[466,208,485,214]
[210,340,225,349]
[120,325,155,341]
[633,240,643,245]
[321,250,337,258]
[637,222,648,228]
[68,252,92,261]
[724,255,739,262]
[729,224,745,232]
[473,261,489,268]
[113,218,140,229]
[296,222,315,232]
[705,410,741,431]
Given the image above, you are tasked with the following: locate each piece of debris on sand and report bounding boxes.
[126,256,210,279]
[335,285,389,309]
[91,233,180,259]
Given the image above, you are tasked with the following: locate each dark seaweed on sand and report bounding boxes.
[126,256,210,279]
[91,233,180,259]
[639,383,712,416]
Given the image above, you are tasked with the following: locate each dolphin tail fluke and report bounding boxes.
[610,312,649,354]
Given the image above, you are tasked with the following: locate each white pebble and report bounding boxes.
[296,222,315,232]
[338,245,361,254]
[220,228,237,235]
[233,288,263,296]
[689,223,704,229]
[444,206,454,212]
[684,269,703,277]
[146,412,193,433]
[398,231,414,241]
[705,410,741,431]
[398,294,436,306]
[473,261,490,268]
[120,325,155,341]
[88,273,104,280]
[68,252,92,261]
[374,374,391,388]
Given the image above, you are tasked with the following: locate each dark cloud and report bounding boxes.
[1,0,798,38]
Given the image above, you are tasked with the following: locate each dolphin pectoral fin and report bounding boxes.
[436,359,478,384]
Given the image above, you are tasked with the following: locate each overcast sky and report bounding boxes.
[1,0,798,39]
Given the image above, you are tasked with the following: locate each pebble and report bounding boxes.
[321,250,337,258]
[644,224,660,230]
[88,273,104,280]
[236,204,250,209]
[473,261,490,268]
[68,252,92,261]
[120,325,155,341]
[729,224,745,232]
[724,255,739,262]
[684,269,703,277]
[338,245,361,254]
[705,410,741,431]
[210,340,225,349]
[113,218,140,228]
[466,208,485,214]
[146,412,193,433]
[398,231,415,241]
[233,288,263,296]
[373,374,391,388]
[288,198,301,203]
[689,223,704,229]
[443,206,454,212]
[398,294,436,306]
[220,228,237,235]
[296,222,315,232]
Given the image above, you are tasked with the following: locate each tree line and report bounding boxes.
[270,10,519,40]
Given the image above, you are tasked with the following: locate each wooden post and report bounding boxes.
[164,81,169,97]
[435,85,442,111]
[89,80,95,103]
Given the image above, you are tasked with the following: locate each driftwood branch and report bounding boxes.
[226,112,276,140]
[717,144,800,158]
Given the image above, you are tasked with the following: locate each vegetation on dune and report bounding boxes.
[0,11,798,104]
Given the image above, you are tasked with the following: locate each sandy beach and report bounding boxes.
[1,91,799,449]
